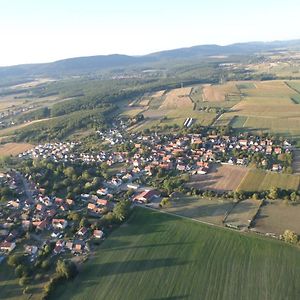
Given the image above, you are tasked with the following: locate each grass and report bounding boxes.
[236,82,256,90]
[230,115,248,128]
[51,207,300,300]
[238,169,300,192]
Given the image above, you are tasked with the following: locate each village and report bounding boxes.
[0,125,294,264]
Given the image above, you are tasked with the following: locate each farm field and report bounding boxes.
[216,80,300,141]
[165,195,234,225]
[51,207,300,300]
[238,169,300,192]
[254,200,300,235]
[224,199,262,230]
[0,142,34,156]
[186,164,249,192]
[202,82,241,102]
[160,87,193,109]
[292,149,300,174]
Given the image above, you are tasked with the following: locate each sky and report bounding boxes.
[0,0,300,66]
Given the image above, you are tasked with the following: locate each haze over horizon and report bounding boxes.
[1,0,300,67]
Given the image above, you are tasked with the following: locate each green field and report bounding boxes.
[51,207,300,300]
[238,169,300,191]
[230,115,248,128]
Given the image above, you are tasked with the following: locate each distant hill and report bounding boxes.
[1,39,300,79]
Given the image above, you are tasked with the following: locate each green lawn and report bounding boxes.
[52,207,300,300]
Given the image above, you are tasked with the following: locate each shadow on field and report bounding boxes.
[104,241,195,252]
[0,283,22,298]
[84,258,189,277]
[169,200,257,221]
[149,295,190,300]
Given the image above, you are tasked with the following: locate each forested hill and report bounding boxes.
[1,39,300,79]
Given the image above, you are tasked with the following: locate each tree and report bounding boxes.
[113,200,131,222]
[282,229,299,244]
[290,192,299,203]
[56,260,78,279]
[8,254,24,267]
[160,197,171,207]
[268,187,278,200]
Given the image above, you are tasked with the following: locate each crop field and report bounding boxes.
[202,82,241,102]
[160,87,193,109]
[186,164,249,192]
[292,149,300,174]
[236,82,256,90]
[230,115,248,128]
[238,169,300,192]
[0,142,33,156]
[51,207,300,300]
[214,80,300,141]
[147,90,166,109]
[224,199,262,230]
[254,200,300,235]
[166,195,234,225]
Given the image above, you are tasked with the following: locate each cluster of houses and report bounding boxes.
[0,166,161,263]
[0,173,107,261]
[19,131,292,178]
[0,104,37,129]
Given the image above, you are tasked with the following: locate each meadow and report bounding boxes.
[51,207,300,300]
[237,169,300,192]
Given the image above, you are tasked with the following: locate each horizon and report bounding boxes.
[1,0,300,66]
[1,37,299,68]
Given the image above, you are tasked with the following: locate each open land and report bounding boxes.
[165,195,234,225]
[50,207,300,300]
[238,169,300,192]
[254,200,300,235]
[186,164,249,192]
[0,142,34,156]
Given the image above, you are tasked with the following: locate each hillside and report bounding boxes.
[50,207,300,300]
[1,39,300,79]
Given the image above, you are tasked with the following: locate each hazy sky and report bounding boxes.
[0,0,299,66]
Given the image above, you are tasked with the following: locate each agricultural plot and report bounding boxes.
[224,199,262,230]
[160,87,193,110]
[51,207,300,300]
[230,115,248,128]
[238,169,300,192]
[202,82,241,102]
[254,200,300,235]
[186,164,249,192]
[166,195,235,225]
[215,80,300,142]
[0,142,33,156]
[292,149,300,174]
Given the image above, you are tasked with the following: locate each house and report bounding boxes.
[77,227,88,237]
[73,240,85,253]
[52,219,68,230]
[133,189,160,203]
[24,245,38,255]
[53,245,63,255]
[0,241,16,252]
[97,199,108,207]
[93,230,104,239]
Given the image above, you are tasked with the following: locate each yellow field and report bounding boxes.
[160,87,193,109]
[0,142,34,156]
[202,82,240,102]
